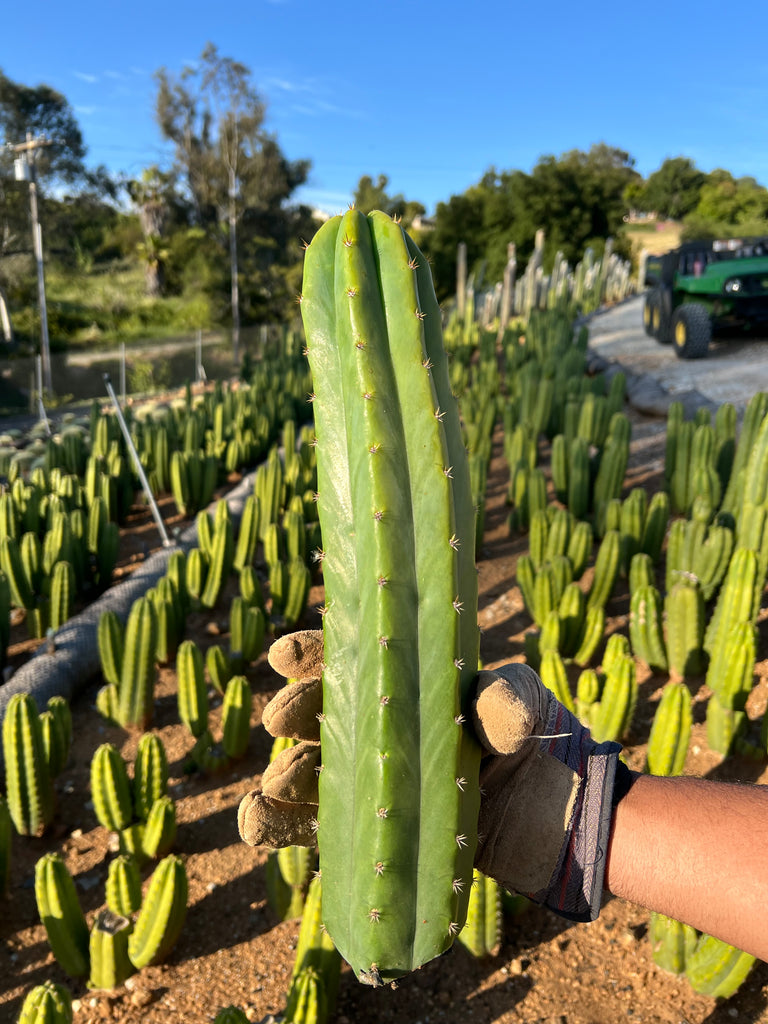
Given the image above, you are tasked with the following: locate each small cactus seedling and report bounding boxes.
[299,210,481,982]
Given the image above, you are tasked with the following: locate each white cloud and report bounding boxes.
[75,105,97,116]
[73,71,98,84]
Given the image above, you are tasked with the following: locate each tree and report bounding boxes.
[353,174,425,229]
[155,44,311,347]
[127,167,176,297]
[639,157,706,220]
[0,69,86,185]
[424,144,638,299]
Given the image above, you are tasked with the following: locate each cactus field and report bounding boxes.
[1,391,767,1024]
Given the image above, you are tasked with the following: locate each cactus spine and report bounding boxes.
[34,852,90,977]
[300,210,481,982]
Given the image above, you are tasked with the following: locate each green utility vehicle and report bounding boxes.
[643,237,768,358]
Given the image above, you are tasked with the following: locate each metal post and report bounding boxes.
[196,328,206,382]
[103,374,173,548]
[35,355,51,435]
[27,140,52,395]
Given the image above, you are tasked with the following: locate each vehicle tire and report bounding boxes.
[642,291,657,336]
[655,287,673,344]
[672,304,712,359]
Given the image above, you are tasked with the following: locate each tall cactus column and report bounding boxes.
[300,210,481,983]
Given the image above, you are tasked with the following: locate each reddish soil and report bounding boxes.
[2,406,768,1024]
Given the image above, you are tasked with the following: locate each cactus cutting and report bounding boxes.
[299,209,481,983]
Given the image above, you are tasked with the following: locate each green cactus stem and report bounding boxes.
[206,643,232,695]
[133,732,169,823]
[90,743,133,833]
[88,909,135,991]
[685,934,756,998]
[17,981,73,1024]
[105,854,142,917]
[283,967,327,1024]
[116,596,158,730]
[141,795,177,860]
[456,869,502,957]
[97,610,124,689]
[221,675,252,759]
[628,584,667,673]
[590,648,637,744]
[648,912,698,975]
[299,210,481,983]
[35,852,89,977]
[3,692,54,837]
[127,854,188,969]
[646,682,692,777]
[288,873,342,1013]
[176,640,209,738]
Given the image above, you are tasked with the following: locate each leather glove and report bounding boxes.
[238,630,623,923]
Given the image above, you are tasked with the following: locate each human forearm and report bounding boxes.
[605,773,768,961]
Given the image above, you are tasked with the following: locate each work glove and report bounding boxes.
[238,630,624,923]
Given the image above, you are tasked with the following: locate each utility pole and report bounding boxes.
[10,133,53,394]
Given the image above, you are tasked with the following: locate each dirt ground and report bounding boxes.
[2,403,768,1024]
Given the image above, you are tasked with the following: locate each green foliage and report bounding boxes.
[424,145,638,299]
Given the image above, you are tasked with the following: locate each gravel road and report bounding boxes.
[587,295,768,415]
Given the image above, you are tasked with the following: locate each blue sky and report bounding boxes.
[3,0,767,215]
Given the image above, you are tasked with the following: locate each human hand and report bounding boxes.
[238,630,622,923]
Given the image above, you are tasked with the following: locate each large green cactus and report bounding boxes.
[299,209,481,983]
